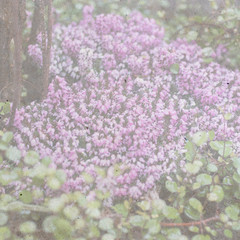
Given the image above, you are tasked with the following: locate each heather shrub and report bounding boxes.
[11,6,240,199]
[1,130,240,239]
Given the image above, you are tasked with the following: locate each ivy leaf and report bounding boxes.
[208,131,215,141]
[207,185,224,202]
[129,215,145,227]
[196,174,212,186]
[137,201,151,211]
[207,163,218,172]
[112,204,128,217]
[192,131,208,146]
[224,229,233,238]
[0,102,10,115]
[170,63,179,74]
[224,113,233,121]
[162,206,179,220]
[24,151,39,165]
[184,205,200,220]
[146,219,161,234]
[187,30,198,41]
[185,141,195,161]
[165,180,178,193]
[189,198,203,213]
[225,205,239,221]
[1,132,13,143]
[0,213,8,226]
[99,218,114,231]
[5,146,21,162]
[19,221,36,234]
[19,190,33,204]
[102,234,116,240]
[192,234,211,240]
[185,163,200,174]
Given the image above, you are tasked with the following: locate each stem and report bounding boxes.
[160,215,219,227]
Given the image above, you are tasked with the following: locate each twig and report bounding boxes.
[160,215,219,227]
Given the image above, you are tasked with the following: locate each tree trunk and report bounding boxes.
[0,1,12,101]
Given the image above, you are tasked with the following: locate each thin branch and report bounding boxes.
[160,215,219,227]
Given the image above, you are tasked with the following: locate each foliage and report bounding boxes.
[25,0,240,70]
[1,130,240,239]
[15,6,240,198]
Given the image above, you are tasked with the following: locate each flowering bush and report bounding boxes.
[1,130,240,240]
[12,6,240,199]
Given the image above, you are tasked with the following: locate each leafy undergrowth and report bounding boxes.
[0,130,240,240]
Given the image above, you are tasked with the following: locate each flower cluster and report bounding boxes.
[14,6,240,199]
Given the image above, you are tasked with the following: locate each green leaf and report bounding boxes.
[0,170,18,185]
[208,131,215,141]
[55,169,66,184]
[232,157,240,170]
[5,146,21,162]
[189,226,199,233]
[137,201,151,211]
[192,182,201,190]
[207,185,224,202]
[185,141,195,161]
[162,206,179,220]
[165,180,178,193]
[218,146,232,157]
[24,151,39,165]
[82,172,94,184]
[187,31,198,41]
[0,226,11,239]
[47,177,61,190]
[0,213,8,226]
[184,205,201,220]
[48,198,65,213]
[224,113,233,120]
[19,221,36,234]
[86,208,101,219]
[0,102,10,115]
[63,206,79,220]
[19,190,33,204]
[192,234,211,240]
[146,219,161,234]
[53,218,73,239]
[223,176,233,185]
[192,131,208,146]
[233,172,240,183]
[189,198,203,213]
[99,218,114,231]
[209,141,222,151]
[185,163,200,174]
[196,174,212,186]
[1,132,13,143]
[102,234,115,240]
[41,156,52,167]
[170,63,179,74]
[207,163,218,172]
[42,216,58,233]
[129,215,146,227]
[152,199,166,213]
[225,205,239,220]
[112,203,128,217]
[224,229,233,238]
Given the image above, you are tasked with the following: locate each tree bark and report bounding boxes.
[8,0,24,128]
[0,1,11,100]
